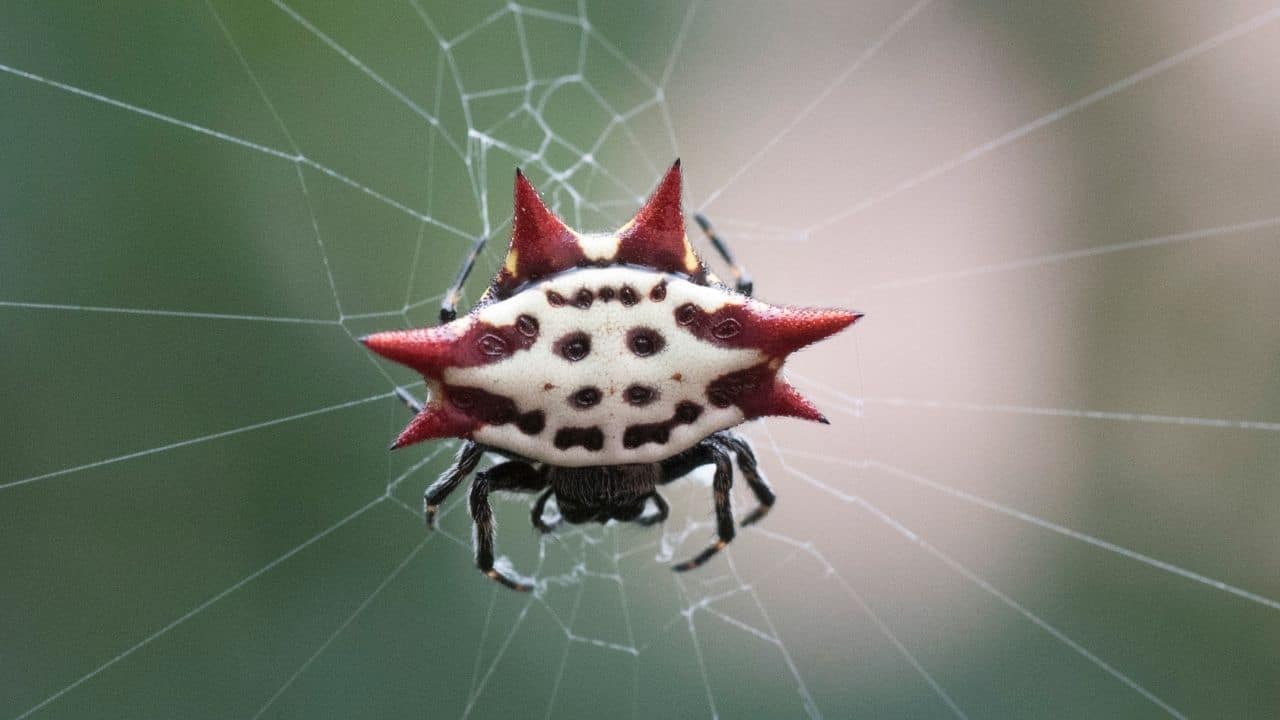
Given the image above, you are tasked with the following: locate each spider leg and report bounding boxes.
[530,487,561,534]
[720,433,776,526]
[634,492,670,527]
[439,233,489,323]
[693,213,753,297]
[658,442,714,483]
[673,439,736,572]
[467,462,557,534]
[470,461,544,591]
[422,441,482,528]
[659,432,775,526]
[394,386,424,414]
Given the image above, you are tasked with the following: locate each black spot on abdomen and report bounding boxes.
[624,384,657,406]
[622,401,703,449]
[555,331,592,361]
[623,423,670,448]
[447,385,544,435]
[517,410,546,435]
[554,426,605,451]
[626,327,665,357]
[570,386,602,408]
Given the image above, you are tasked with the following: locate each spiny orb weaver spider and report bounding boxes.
[361,161,861,590]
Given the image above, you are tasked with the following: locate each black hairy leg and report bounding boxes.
[693,213,753,296]
[423,441,483,528]
[439,233,489,323]
[635,492,670,527]
[470,460,545,591]
[668,437,735,572]
[530,486,560,533]
[719,433,775,526]
[659,432,775,571]
[394,386,425,413]
[660,432,774,527]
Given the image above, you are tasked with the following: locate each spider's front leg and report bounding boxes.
[660,431,775,531]
[470,460,545,591]
[634,492,670,527]
[660,433,775,571]
[719,433,775,526]
[421,441,482,528]
[672,438,736,572]
[530,487,561,534]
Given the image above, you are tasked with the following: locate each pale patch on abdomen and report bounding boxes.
[451,267,758,466]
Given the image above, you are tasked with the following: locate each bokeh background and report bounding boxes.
[2,1,1278,718]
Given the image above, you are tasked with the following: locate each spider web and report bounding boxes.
[3,1,1280,718]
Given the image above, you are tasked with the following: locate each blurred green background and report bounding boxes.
[2,1,1278,718]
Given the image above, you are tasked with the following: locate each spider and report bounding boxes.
[361,161,861,590]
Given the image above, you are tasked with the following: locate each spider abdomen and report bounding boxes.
[366,265,855,466]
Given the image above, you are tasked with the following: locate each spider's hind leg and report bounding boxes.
[694,213,753,296]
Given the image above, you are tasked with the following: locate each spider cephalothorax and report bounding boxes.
[361,161,861,590]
